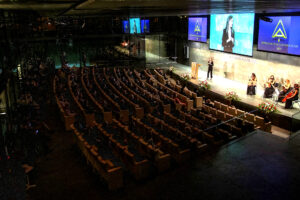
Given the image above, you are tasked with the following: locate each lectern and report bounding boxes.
[191,62,201,79]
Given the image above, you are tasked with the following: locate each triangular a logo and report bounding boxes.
[194,20,201,34]
[272,19,287,42]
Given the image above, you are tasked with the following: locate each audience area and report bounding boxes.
[53,65,272,190]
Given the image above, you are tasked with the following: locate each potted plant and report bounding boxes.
[198,80,210,96]
[225,91,240,105]
[181,74,191,82]
[168,66,175,73]
[199,80,210,90]
[258,102,279,122]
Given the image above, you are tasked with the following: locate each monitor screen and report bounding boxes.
[122,20,129,33]
[210,13,255,56]
[188,17,207,42]
[258,16,300,56]
[141,19,150,33]
[130,18,141,34]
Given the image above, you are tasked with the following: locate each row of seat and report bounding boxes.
[92,67,130,123]
[154,68,201,107]
[55,66,272,191]
[112,119,171,172]
[68,71,96,127]
[54,75,76,131]
[103,68,144,118]
[213,101,271,132]
[130,116,191,163]
[71,124,123,190]
[145,70,194,111]
[146,113,208,152]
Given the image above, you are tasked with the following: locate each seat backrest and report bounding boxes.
[228,106,237,116]
[217,110,225,120]
[236,109,245,118]
[220,104,228,113]
[255,116,265,127]
[210,107,217,116]
[202,104,209,112]
[245,113,255,123]
[214,101,221,110]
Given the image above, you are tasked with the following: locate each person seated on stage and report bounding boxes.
[283,84,299,109]
[247,73,257,95]
[278,79,292,102]
[264,75,278,98]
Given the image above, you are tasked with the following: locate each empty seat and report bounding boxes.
[220,104,228,113]
[214,101,221,110]
[217,110,226,121]
[245,113,255,123]
[210,107,217,116]
[236,109,245,119]
[228,107,237,116]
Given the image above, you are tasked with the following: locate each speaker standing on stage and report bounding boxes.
[207,57,214,80]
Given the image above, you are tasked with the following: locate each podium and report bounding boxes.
[191,62,201,79]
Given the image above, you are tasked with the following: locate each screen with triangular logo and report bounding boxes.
[141,19,150,33]
[122,20,129,34]
[188,17,207,42]
[258,16,300,55]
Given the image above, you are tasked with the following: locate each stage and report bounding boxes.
[146,58,300,132]
[170,63,300,117]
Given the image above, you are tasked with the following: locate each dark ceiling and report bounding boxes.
[1,0,300,17]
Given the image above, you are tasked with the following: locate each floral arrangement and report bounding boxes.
[169,66,175,72]
[225,91,240,101]
[199,80,210,90]
[182,74,190,81]
[258,102,278,114]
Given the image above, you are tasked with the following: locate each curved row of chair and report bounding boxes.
[53,76,75,131]
[54,66,273,191]
[81,67,113,123]
[68,72,95,127]
[103,68,144,118]
[95,122,150,180]
[70,124,123,190]
[213,101,271,133]
[130,116,191,163]
[92,67,130,123]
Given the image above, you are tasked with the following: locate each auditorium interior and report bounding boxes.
[1,0,300,199]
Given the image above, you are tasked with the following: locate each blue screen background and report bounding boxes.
[258,16,300,55]
[130,18,141,34]
[188,17,207,42]
[141,20,150,33]
[122,20,129,33]
[210,13,255,56]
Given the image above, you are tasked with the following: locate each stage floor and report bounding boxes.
[155,62,300,120]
